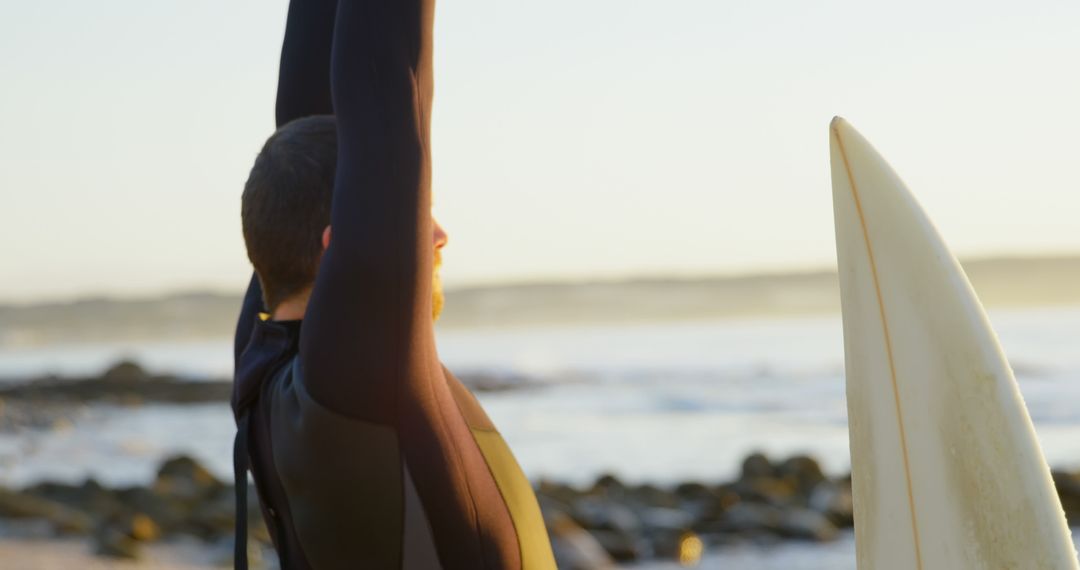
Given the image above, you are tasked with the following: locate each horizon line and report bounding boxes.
[3,251,1079,308]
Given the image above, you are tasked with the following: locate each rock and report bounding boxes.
[777,455,827,496]
[588,474,627,499]
[675,483,735,522]
[689,486,740,534]
[738,476,797,506]
[569,496,643,561]
[106,512,162,541]
[590,529,647,562]
[733,454,825,508]
[103,361,150,383]
[777,507,838,541]
[626,483,678,509]
[740,452,775,480]
[0,449,861,565]
[89,510,162,560]
[1053,470,1080,524]
[155,455,224,503]
[669,479,712,518]
[0,486,92,534]
[720,502,783,535]
[714,499,837,542]
[639,505,699,561]
[571,496,641,535]
[23,478,124,518]
[544,509,617,570]
[680,532,705,565]
[808,480,853,527]
[114,485,188,533]
[673,481,712,503]
[712,485,741,512]
[0,364,232,405]
[640,506,694,533]
[188,485,271,542]
[93,527,142,559]
[652,530,704,564]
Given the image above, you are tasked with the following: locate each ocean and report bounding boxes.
[2,305,1079,567]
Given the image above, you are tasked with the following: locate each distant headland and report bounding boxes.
[3,255,1079,347]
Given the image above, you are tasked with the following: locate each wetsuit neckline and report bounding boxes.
[257,317,302,336]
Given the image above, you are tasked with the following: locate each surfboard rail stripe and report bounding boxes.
[832,119,924,570]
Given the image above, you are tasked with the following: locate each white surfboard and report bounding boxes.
[830,117,1077,569]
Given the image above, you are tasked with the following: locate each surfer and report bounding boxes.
[230,0,556,568]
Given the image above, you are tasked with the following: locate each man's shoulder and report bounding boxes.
[443,367,497,432]
[233,318,302,418]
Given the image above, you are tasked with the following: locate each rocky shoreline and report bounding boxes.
[0,360,544,406]
[2,452,1079,569]
[0,360,547,434]
[0,455,271,566]
[539,453,852,568]
[4,362,1080,566]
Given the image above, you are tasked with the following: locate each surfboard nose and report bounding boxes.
[829,117,887,195]
[828,116,949,315]
[829,117,921,238]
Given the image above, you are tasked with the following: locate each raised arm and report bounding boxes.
[299,0,436,420]
[234,0,339,365]
[275,0,338,126]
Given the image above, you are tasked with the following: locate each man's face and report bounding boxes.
[432,219,449,320]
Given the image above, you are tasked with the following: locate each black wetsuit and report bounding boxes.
[231,1,556,568]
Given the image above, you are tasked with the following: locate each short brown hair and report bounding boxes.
[241,115,337,311]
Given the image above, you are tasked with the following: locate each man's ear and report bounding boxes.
[322,225,332,251]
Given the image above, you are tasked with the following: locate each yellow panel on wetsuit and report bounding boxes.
[446,372,557,570]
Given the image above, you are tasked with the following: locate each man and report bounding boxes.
[231,0,556,568]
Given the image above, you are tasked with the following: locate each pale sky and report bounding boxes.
[2,0,1078,302]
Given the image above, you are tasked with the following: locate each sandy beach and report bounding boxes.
[0,537,231,570]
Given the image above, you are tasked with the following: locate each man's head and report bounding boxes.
[242,116,448,319]
[242,116,337,313]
